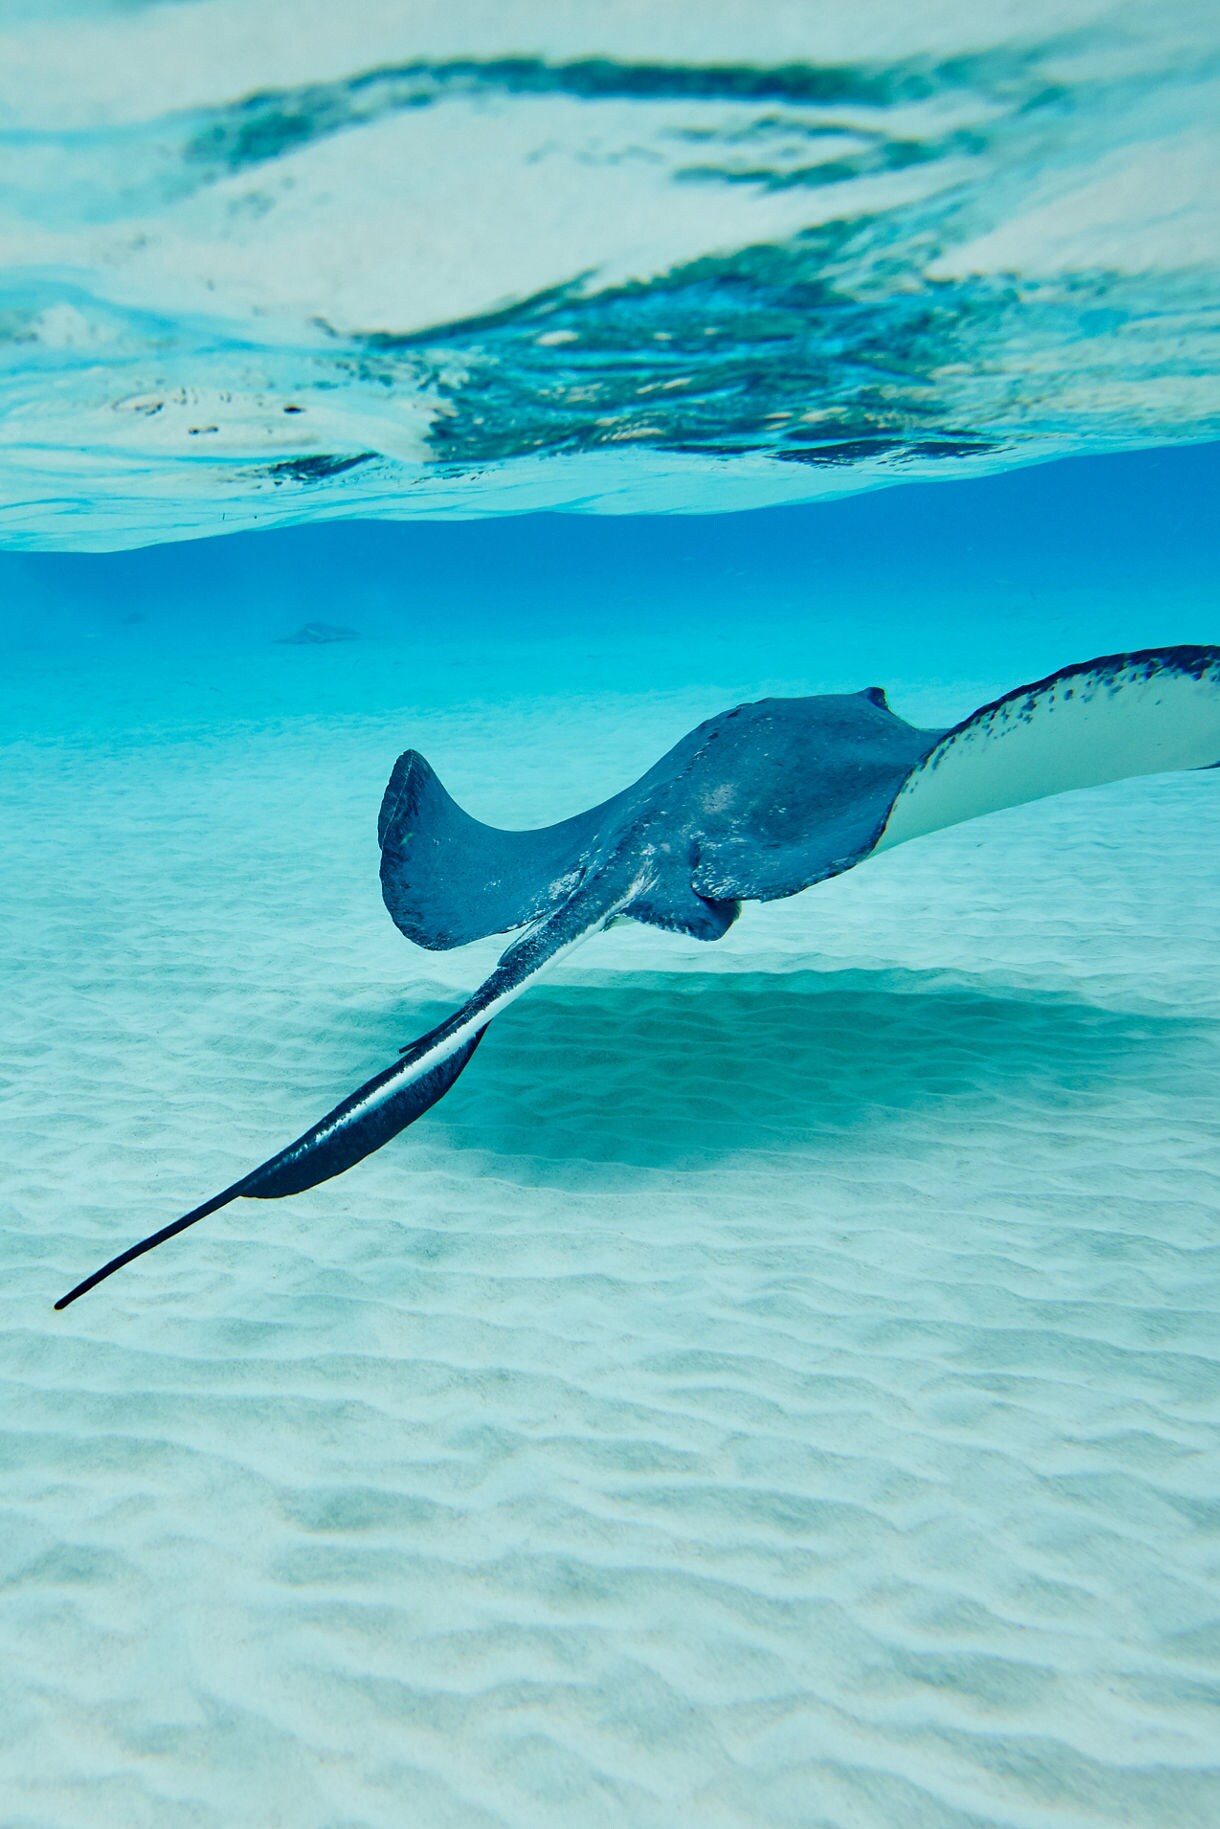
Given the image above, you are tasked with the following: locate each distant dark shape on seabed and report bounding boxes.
[275,620,359,644]
[56,645,1220,1310]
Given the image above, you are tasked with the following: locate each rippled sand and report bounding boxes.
[2,646,1219,1826]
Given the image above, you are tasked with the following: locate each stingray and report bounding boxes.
[56,645,1220,1309]
[276,620,360,645]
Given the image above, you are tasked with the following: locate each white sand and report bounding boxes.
[1,637,1218,1826]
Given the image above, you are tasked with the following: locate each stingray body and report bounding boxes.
[57,646,1220,1308]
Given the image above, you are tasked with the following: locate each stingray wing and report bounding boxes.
[876,646,1220,853]
[378,749,622,949]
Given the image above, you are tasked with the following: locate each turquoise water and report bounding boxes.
[4,450,1219,1826]
[2,6,1220,1826]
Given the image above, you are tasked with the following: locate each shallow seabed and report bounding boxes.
[2,459,1219,1826]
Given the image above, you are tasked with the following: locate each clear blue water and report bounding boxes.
[1,7,1219,1827]
[4,443,1218,735]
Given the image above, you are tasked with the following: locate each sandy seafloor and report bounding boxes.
[1,453,1218,1827]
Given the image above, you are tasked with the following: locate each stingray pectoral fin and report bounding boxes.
[378,748,620,949]
[877,646,1220,851]
[54,886,616,1311]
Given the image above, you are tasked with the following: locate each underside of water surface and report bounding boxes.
[0,0,1217,547]
[1,6,1219,1829]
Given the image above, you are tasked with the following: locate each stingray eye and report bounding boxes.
[861,686,890,710]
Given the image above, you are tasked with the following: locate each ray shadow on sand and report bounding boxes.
[353,963,1207,1174]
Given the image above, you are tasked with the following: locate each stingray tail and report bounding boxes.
[53,1180,254,1312]
[53,1024,486,1312]
[54,886,614,1312]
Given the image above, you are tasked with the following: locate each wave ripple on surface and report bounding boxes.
[0,0,1217,547]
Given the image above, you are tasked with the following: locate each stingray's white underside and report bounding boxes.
[878,653,1220,851]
